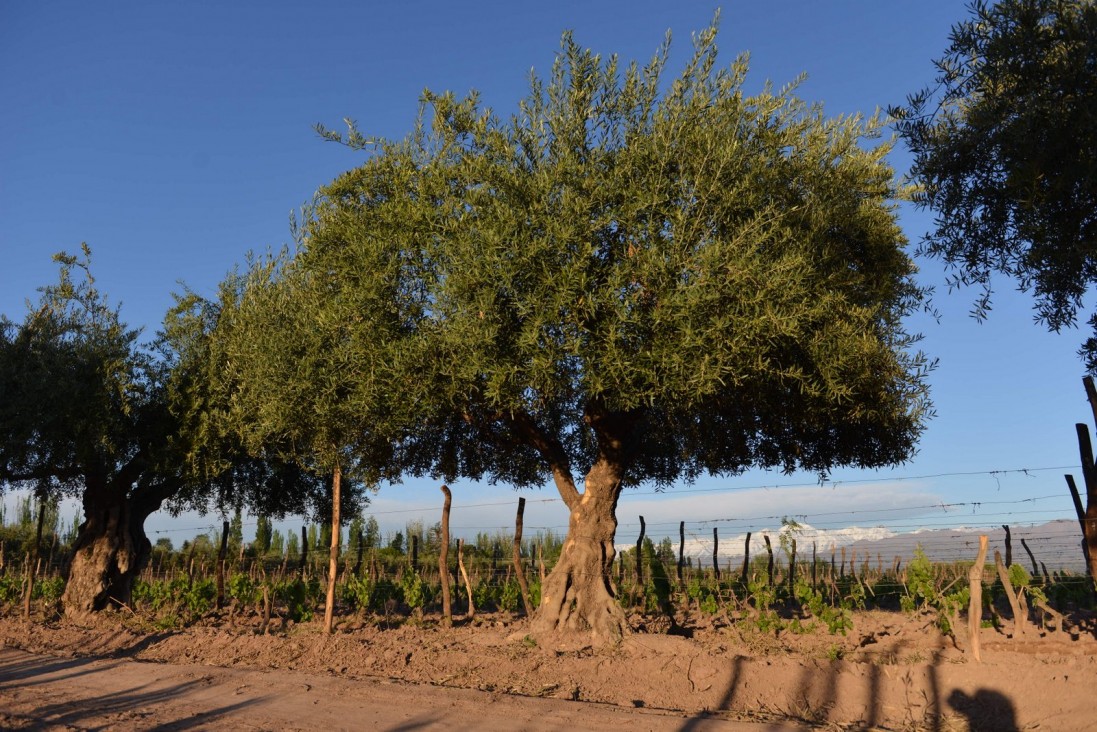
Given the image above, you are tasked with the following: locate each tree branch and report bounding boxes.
[507,410,581,511]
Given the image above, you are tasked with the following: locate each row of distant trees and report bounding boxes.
[0,496,78,556]
[2,1,1094,641]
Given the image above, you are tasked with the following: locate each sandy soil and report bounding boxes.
[1,609,1095,730]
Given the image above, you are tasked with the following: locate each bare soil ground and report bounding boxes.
[1,608,1095,730]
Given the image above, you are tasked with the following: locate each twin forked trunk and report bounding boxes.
[530,461,629,643]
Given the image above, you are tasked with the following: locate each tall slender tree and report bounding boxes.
[200,251,400,632]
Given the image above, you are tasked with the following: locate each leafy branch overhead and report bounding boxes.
[305,18,934,490]
[892,0,1097,365]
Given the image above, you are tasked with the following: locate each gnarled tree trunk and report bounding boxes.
[531,461,627,643]
[62,482,164,619]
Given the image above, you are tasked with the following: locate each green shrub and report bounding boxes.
[342,576,374,610]
[228,573,260,605]
[33,576,65,605]
[401,572,428,611]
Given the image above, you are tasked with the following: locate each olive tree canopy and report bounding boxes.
[295,21,932,640]
[0,247,327,617]
[892,0,1097,365]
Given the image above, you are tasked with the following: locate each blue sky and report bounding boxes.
[0,1,1089,556]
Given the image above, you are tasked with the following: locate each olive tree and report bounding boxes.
[0,247,184,614]
[0,247,326,617]
[299,22,933,641]
[197,251,403,632]
[892,0,1097,364]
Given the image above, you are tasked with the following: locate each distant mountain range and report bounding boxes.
[627,519,1087,573]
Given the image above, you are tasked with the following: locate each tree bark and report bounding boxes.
[23,496,47,618]
[323,464,342,634]
[530,460,627,643]
[62,482,165,618]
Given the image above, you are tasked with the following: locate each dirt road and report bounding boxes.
[0,648,796,731]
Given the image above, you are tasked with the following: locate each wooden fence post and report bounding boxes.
[513,497,533,616]
[994,549,1028,638]
[538,541,545,587]
[216,519,229,610]
[439,485,453,625]
[457,538,474,619]
[788,539,797,596]
[811,542,818,592]
[300,526,308,576]
[22,497,46,618]
[741,532,751,585]
[712,527,720,581]
[677,521,685,587]
[763,535,774,588]
[968,535,988,662]
[1020,537,1039,579]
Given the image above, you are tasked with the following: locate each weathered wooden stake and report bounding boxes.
[677,521,685,587]
[741,532,752,585]
[1002,524,1013,567]
[967,535,988,662]
[457,538,474,619]
[1020,537,1039,578]
[788,539,797,596]
[300,526,308,576]
[811,542,817,592]
[538,541,545,587]
[439,485,453,625]
[512,497,532,616]
[763,534,774,587]
[994,549,1027,638]
[635,516,646,590]
[22,497,46,618]
[712,527,720,581]
[216,519,229,610]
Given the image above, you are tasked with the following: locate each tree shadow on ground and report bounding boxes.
[0,652,122,690]
[0,650,265,729]
[947,689,1019,732]
[674,634,1021,731]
